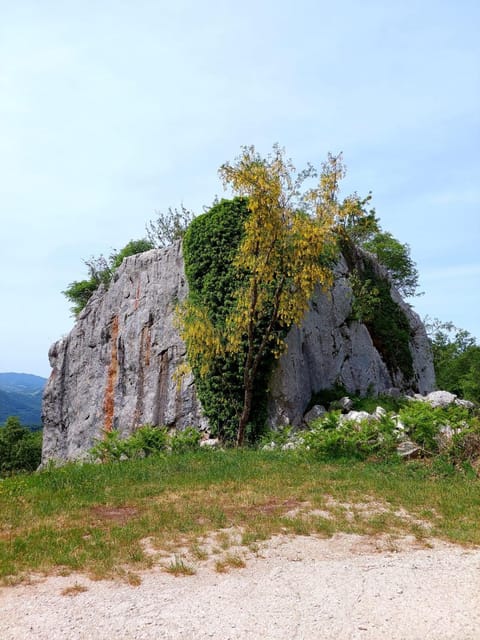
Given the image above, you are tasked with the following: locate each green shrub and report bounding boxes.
[446,418,480,466]
[0,417,42,474]
[170,427,202,454]
[128,425,169,457]
[342,241,414,381]
[183,197,275,443]
[259,426,293,448]
[302,412,397,461]
[351,394,406,414]
[307,384,349,411]
[426,319,480,404]
[303,423,358,459]
[89,425,203,462]
[398,402,442,453]
[398,401,475,455]
[90,425,170,462]
[63,238,154,316]
[89,429,128,462]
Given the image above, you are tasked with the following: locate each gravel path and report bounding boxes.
[1,534,480,640]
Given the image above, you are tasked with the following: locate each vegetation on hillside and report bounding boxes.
[361,231,420,298]
[427,319,480,404]
[0,416,42,474]
[63,206,195,317]
[0,373,46,425]
[1,387,479,583]
[63,239,154,316]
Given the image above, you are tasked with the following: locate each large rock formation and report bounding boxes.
[267,255,434,426]
[42,242,435,463]
[42,242,206,463]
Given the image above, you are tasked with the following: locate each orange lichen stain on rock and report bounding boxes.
[143,325,151,367]
[103,315,119,433]
[134,282,141,311]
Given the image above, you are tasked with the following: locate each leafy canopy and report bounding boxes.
[362,231,420,298]
[146,204,195,248]
[180,145,372,445]
[0,416,42,475]
[426,319,480,403]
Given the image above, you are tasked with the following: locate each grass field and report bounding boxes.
[1,449,479,584]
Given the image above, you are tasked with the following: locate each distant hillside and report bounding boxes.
[0,373,47,426]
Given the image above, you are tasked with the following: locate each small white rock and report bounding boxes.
[200,438,219,448]
[373,406,387,420]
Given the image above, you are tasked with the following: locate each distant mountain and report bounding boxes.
[0,373,47,426]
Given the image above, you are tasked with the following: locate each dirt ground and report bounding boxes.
[1,533,480,640]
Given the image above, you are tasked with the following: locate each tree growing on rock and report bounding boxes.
[63,238,154,316]
[146,205,195,248]
[180,145,371,445]
[362,231,420,298]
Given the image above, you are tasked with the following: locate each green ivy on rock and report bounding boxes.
[182,198,274,442]
[343,240,414,382]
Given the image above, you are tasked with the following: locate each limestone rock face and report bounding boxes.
[267,256,435,426]
[42,242,206,463]
[42,244,435,463]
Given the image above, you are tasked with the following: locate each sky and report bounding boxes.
[1,0,479,378]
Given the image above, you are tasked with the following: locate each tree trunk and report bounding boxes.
[236,370,254,447]
[236,276,285,447]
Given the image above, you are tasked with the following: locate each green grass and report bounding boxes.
[0,450,479,583]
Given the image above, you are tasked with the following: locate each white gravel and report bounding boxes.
[1,534,480,640]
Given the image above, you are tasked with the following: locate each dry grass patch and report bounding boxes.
[215,553,247,573]
[90,505,140,524]
[190,544,209,561]
[278,494,435,543]
[61,582,88,596]
[125,571,142,586]
[164,555,196,577]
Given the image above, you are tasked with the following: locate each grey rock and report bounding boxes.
[42,242,207,464]
[267,255,435,427]
[436,424,467,452]
[397,440,422,459]
[425,390,457,408]
[455,398,475,410]
[42,244,436,463]
[383,387,402,398]
[200,438,220,448]
[303,405,327,424]
[373,406,387,420]
[409,390,475,410]
[339,410,372,425]
[262,442,277,451]
[436,424,457,450]
[338,397,354,412]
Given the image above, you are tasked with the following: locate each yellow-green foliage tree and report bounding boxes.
[180,145,369,445]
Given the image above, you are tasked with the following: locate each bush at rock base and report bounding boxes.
[89,424,202,462]
[267,392,480,472]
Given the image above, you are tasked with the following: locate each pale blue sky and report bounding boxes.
[1,0,479,378]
